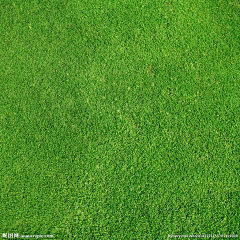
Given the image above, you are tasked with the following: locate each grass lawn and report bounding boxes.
[0,0,239,239]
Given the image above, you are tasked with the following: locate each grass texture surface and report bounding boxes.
[0,0,239,239]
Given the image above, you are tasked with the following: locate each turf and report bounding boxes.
[0,0,239,239]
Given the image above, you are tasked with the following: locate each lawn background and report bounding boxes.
[0,0,239,239]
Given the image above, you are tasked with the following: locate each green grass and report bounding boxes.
[0,0,239,239]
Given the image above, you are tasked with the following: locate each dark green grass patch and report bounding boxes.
[0,0,239,239]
